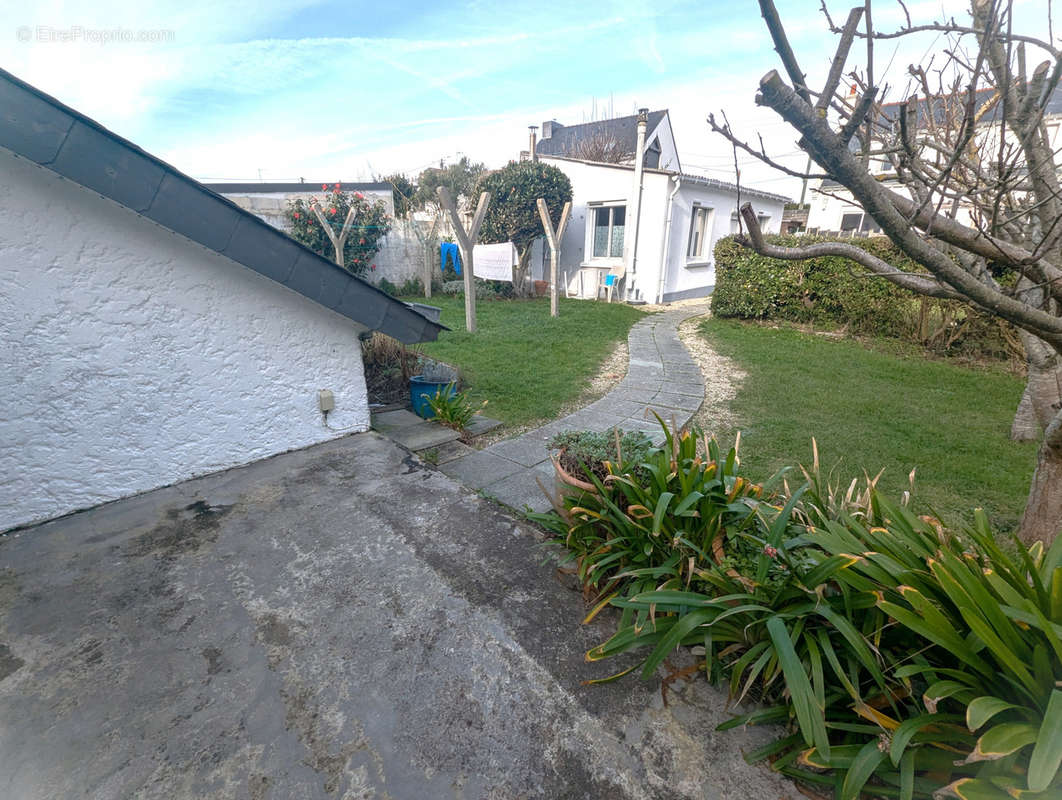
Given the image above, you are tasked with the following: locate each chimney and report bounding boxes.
[542,119,559,139]
[529,125,538,163]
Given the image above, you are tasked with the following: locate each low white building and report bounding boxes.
[531,109,788,303]
[540,154,787,303]
[0,68,443,531]
[205,182,396,230]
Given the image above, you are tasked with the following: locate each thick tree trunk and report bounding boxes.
[512,246,534,298]
[1011,385,1040,441]
[1015,331,1062,544]
[1018,412,1062,546]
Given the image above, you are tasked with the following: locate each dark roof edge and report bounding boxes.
[0,67,443,344]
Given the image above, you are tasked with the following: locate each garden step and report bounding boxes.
[371,409,425,432]
[390,421,461,451]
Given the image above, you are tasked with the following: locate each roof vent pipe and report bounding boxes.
[624,108,649,297]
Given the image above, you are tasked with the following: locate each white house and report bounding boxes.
[533,111,788,303]
[806,87,1062,234]
[0,68,443,531]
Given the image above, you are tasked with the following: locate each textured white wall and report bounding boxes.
[0,148,371,530]
[662,184,787,301]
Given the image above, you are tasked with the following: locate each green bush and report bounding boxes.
[424,382,485,431]
[547,428,654,484]
[711,235,1021,362]
[286,186,391,278]
[532,414,1062,799]
[440,278,515,300]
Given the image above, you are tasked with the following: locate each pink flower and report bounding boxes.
[335,182,341,189]
[329,207,336,215]
[355,192,364,199]
[371,263,376,271]
[293,212,300,219]
[763,545,778,559]
[321,184,327,191]
[359,238,365,244]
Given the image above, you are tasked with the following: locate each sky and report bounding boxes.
[2,1,1049,199]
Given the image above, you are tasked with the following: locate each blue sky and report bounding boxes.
[3,0,1015,196]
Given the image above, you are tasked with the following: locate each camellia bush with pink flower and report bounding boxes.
[285,183,392,278]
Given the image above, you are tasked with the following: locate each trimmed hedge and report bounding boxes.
[711,235,1020,362]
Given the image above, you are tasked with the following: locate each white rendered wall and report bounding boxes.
[661,184,786,302]
[541,157,669,302]
[0,148,371,530]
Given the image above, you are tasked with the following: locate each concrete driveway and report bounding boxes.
[0,433,797,799]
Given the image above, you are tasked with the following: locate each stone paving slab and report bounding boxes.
[653,391,706,411]
[480,461,555,513]
[371,408,425,432]
[463,415,503,436]
[485,436,552,468]
[390,421,461,451]
[431,439,477,465]
[439,449,524,487]
[660,381,707,397]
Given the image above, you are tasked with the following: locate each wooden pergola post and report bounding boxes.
[410,213,440,298]
[310,201,358,268]
[536,198,571,318]
[437,186,490,333]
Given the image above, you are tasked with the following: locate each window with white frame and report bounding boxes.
[589,204,626,260]
[730,211,771,235]
[686,205,712,260]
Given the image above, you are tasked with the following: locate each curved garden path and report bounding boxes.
[440,304,711,511]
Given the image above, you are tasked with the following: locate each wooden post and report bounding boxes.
[311,201,358,268]
[437,187,490,333]
[410,213,440,298]
[536,198,571,318]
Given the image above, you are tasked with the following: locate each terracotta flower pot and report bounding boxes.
[550,449,599,506]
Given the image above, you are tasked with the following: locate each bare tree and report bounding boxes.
[719,0,1062,544]
[573,132,635,164]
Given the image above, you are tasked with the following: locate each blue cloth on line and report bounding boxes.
[440,242,461,276]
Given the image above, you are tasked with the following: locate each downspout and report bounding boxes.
[656,174,681,304]
[625,108,649,300]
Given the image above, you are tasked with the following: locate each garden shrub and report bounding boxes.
[548,428,654,484]
[286,186,391,278]
[711,235,1021,363]
[441,278,516,300]
[531,414,1062,799]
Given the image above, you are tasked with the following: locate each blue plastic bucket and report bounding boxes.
[410,376,456,419]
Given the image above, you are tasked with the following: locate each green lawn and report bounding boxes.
[699,318,1039,531]
[404,295,646,428]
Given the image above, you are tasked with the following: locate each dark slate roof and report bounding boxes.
[205,182,391,194]
[536,110,669,167]
[874,82,1062,130]
[0,68,444,344]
